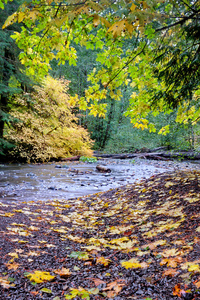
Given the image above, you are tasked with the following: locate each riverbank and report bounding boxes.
[0,170,200,299]
[1,157,200,203]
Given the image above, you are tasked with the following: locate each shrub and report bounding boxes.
[5,76,93,162]
[79,156,97,163]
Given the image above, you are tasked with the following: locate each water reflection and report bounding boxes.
[0,159,197,202]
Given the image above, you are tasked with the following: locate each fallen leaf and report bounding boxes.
[161,248,180,257]
[0,276,15,289]
[188,264,200,272]
[25,270,55,283]
[89,277,106,286]
[96,256,110,266]
[173,284,181,297]
[121,258,141,269]
[162,269,178,277]
[54,267,71,277]
[6,262,20,270]
[194,280,200,288]
[41,287,52,293]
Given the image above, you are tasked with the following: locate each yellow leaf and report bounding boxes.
[188,264,200,272]
[196,226,200,232]
[2,12,18,29]
[38,240,47,243]
[17,12,25,23]
[27,251,39,256]
[121,258,141,269]
[7,252,18,259]
[161,248,180,257]
[107,20,126,38]
[96,257,110,266]
[165,181,174,188]
[130,3,137,11]
[93,14,100,27]
[100,17,111,28]
[26,271,55,283]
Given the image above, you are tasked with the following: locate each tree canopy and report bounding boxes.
[1,0,200,133]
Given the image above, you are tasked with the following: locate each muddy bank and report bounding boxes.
[0,158,200,202]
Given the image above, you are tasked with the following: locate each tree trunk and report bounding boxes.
[0,49,10,138]
[101,96,115,149]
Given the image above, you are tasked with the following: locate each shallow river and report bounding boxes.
[0,158,200,202]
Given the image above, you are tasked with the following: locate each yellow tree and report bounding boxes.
[2,0,200,133]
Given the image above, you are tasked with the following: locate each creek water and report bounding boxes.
[0,158,200,202]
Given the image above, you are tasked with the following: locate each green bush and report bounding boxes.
[79,156,97,163]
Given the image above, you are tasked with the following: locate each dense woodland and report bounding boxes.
[1,2,200,300]
[0,0,200,162]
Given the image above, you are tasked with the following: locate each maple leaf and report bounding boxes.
[7,252,19,259]
[69,251,89,260]
[15,249,24,253]
[96,256,110,266]
[196,226,200,232]
[41,287,52,294]
[188,264,200,272]
[88,277,106,286]
[160,256,183,268]
[106,290,116,298]
[142,239,166,250]
[194,280,200,288]
[82,245,102,251]
[27,251,40,256]
[25,270,55,283]
[165,181,174,188]
[103,280,126,295]
[162,269,178,277]
[173,284,181,297]
[54,267,72,277]
[6,262,20,270]
[161,248,180,257]
[28,225,39,231]
[121,258,142,269]
[0,276,15,289]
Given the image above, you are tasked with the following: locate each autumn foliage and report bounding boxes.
[0,170,200,299]
[5,76,93,162]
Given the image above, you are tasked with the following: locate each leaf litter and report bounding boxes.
[0,170,200,299]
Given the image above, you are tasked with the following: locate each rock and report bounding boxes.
[96,165,111,173]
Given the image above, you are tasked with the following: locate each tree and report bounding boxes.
[2,0,200,134]
[0,0,33,156]
[6,76,93,162]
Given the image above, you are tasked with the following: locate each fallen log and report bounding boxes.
[94,153,138,159]
[138,153,169,161]
[60,156,81,161]
[94,151,200,161]
[96,165,111,173]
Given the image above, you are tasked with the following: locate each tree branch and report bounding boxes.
[104,42,147,89]
[155,11,200,32]
[179,0,198,13]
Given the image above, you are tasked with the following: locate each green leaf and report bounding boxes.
[41,288,52,294]
[8,277,15,282]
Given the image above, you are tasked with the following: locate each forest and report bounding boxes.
[1,0,200,162]
[0,1,200,300]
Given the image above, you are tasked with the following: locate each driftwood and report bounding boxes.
[96,165,111,173]
[94,151,200,161]
[139,151,200,160]
[60,156,81,161]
